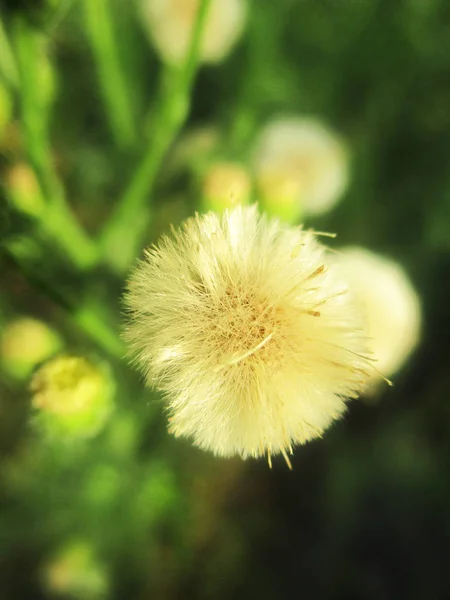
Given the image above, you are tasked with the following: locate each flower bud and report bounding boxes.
[0,317,62,379]
[42,539,108,600]
[30,355,114,439]
[140,0,247,65]
[254,170,303,223]
[5,162,46,217]
[200,161,251,213]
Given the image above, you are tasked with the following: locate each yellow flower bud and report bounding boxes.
[0,317,62,379]
[201,161,251,212]
[42,540,108,600]
[255,169,303,223]
[30,355,114,439]
[5,162,46,217]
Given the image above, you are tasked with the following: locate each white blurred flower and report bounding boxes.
[140,0,247,65]
[333,248,421,381]
[253,117,349,219]
[124,206,373,466]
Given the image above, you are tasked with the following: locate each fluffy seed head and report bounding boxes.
[253,117,349,219]
[124,206,372,463]
[333,247,421,381]
[140,0,247,65]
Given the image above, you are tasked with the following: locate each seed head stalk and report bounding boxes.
[100,0,213,275]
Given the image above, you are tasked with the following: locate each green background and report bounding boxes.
[1,0,450,598]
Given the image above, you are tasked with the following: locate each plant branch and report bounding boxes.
[82,0,137,151]
[100,0,212,275]
[0,15,18,90]
[4,237,124,359]
[12,17,99,270]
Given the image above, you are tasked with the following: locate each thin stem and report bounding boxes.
[0,15,18,90]
[83,0,137,151]
[74,302,125,359]
[12,17,99,270]
[4,237,124,359]
[100,0,212,275]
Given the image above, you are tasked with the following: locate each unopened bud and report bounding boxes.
[5,162,46,217]
[201,161,251,212]
[42,539,108,600]
[1,317,62,379]
[30,355,114,439]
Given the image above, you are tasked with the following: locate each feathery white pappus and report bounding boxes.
[123,206,374,467]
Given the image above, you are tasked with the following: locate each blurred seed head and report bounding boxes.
[140,0,247,65]
[30,355,114,439]
[253,117,350,220]
[124,206,374,465]
[0,317,62,379]
[333,247,421,382]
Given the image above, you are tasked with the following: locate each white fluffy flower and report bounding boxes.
[253,117,349,218]
[140,0,247,65]
[124,206,372,465]
[333,247,421,381]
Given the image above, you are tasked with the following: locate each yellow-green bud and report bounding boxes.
[200,161,251,213]
[0,317,62,379]
[30,355,114,439]
[5,162,46,217]
[42,539,108,600]
[256,170,303,224]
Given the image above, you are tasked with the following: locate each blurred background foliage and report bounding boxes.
[0,0,450,598]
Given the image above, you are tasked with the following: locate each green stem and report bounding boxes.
[4,237,124,359]
[74,302,125,359]
[0,15,18,90]
[12,17,99,270]
[100,0,212,275]
[83,0,137,151]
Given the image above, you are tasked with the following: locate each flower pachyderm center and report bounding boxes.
[124,206,377,467]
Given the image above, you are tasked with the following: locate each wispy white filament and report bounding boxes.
[124,206,373,463]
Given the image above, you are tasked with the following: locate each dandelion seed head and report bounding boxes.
[333,247,421,381]
[140,0,247,66]
[124,206,372,461]
[253,117,349,219]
